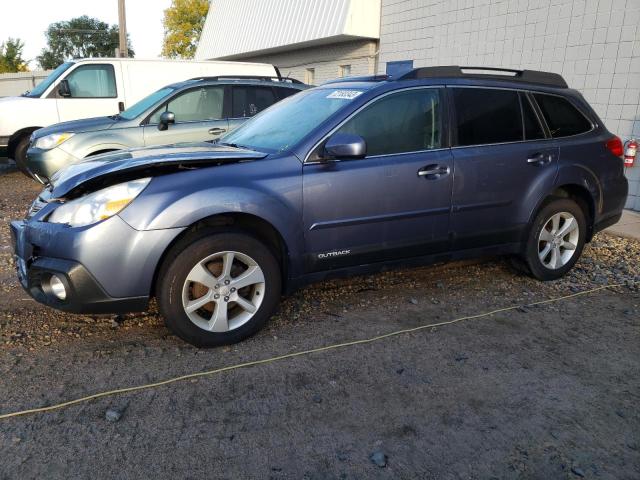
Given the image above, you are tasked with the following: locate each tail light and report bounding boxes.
[605,136,624,158]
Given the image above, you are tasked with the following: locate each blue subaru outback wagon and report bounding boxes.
[11,66,628,347]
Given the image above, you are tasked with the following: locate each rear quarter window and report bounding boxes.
[533,93,592,137]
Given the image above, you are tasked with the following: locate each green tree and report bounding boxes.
[37,16,134,69]
[0,38,28,73]
[162,0,210,59]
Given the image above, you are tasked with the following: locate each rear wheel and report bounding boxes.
[157,231,281,347]
[523,198,586,280]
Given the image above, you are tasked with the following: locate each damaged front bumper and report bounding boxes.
[10,215,184,315]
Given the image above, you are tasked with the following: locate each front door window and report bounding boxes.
[64,64,117,98]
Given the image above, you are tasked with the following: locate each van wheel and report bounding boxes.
[524,198,586,281]
[157,231,281,347]
[13,136,31,176]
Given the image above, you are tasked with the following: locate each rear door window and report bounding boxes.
[336,88,442,156]
[533,93,592,137]
[452,88,522,146]
[232,86,277,118]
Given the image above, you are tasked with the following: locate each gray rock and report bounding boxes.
[312,394,322,404]
[105,406,125,422]
[409,298,418,305]
[369,450,387,467]
[571,466,585,477]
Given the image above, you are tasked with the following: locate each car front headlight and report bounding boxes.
[33,132,75,150]
[48,178,151,227]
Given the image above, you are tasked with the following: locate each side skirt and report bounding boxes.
[286,242,522,294]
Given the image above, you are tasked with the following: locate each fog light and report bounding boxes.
[49,275,67,300]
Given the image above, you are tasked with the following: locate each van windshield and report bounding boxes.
[119,87,176,120]
[25,62,75,98]
[220,88,363,153]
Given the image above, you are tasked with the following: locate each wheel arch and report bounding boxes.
[85,148,120,158]
[530,183,596,242]
[150,212,291,298]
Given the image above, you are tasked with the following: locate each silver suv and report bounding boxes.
[24,76,307,181]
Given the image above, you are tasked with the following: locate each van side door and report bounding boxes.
[142,85,228,146]
[53,63,124,121]
[449,87,559,251]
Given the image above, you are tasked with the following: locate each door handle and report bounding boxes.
[208,127,227,135]
[418,165,450,178]
[527,152,552,165]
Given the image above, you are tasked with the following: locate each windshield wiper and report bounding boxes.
[108,114,121,120]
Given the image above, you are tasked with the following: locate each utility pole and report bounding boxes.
[118,0,128,57]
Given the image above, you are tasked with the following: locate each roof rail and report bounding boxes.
[397,66,568,88]
[189,75,305,84]
[322,74,389,85]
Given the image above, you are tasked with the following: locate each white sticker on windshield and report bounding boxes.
[327,90,363,100]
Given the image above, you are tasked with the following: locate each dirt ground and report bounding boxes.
[0,170,639,479]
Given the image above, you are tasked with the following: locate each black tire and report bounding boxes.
[523,198,586,281]
[157,231,281,347]
[13,136,31,177]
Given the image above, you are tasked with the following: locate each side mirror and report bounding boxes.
[323,133,366,160]
[158,111,175,131]
[57,79,71,98]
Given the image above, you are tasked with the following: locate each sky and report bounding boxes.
[0,0,173,69]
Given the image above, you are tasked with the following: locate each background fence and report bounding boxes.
[0,71,52,97]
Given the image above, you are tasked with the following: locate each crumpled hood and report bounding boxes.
[49,142,268,197]
[32,116,118,139]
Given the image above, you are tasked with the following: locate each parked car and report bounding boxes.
[0,58,280,170]
[25,76,308,182]
[11,66,628,347]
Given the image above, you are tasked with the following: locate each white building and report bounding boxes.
[197,0,640,210]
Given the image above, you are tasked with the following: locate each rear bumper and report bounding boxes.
[593,211,623,235]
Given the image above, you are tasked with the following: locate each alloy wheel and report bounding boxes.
[181,251,266,332]
[537,211,580,270]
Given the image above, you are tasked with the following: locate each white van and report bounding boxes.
[0,58,279,164]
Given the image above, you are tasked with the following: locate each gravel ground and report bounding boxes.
[1,170,639,479]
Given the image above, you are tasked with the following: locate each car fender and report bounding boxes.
[82,142,130,157]
[554,163,601,212]
[119,175,304,274]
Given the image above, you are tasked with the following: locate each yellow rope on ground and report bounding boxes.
[0,282,631,420]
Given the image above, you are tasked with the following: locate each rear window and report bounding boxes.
[453,88,522,146]
[275,87,300,100]
[533,94,592,137]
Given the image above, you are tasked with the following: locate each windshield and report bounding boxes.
[25,62,74,98]
[119,86,176,120]
[220,88,365,152]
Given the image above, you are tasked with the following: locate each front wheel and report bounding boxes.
[13,136,31,177]
[157,232,281,347]
[523,198,586,281]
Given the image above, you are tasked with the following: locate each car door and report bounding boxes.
[53,63,123,121]
[302,87,453,272]
[449,87,559,250]
[142,85,228,146]
[226,85,280,133]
